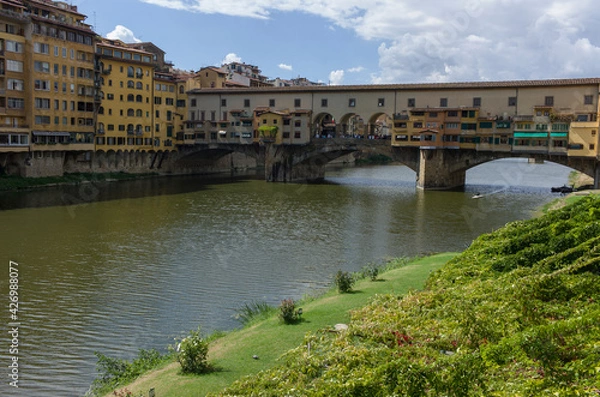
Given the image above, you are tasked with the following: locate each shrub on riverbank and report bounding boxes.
[214,195,600,396]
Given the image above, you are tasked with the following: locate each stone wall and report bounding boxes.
[0,150,259,178]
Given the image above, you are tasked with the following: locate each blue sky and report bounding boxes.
[70,0,600,85]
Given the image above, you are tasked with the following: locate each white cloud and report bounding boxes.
[106,25,141,43]
[279,63,293,71]
[347,66,365,73]
[329,70,344,85]
[221,53,242,65]
[141,0,600,83]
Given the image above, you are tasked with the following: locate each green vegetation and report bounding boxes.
[214,195,600,396]
[234,300,276,326]
[333,270,356,293]
[101,255,453,397]
[355,153,393,165]
[278,298,302,324]
[0,172,156,191]
[89,349,172,396]
[175,327,211,374]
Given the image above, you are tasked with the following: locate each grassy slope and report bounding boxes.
[106,254,457,397]
[215,195,600,396]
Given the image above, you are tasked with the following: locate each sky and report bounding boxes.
[69,0,600,86]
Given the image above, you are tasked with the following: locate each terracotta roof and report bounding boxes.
[189,78,600,95]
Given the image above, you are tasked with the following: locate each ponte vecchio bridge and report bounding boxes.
[175,78,600,189]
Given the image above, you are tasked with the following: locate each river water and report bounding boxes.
[0,159,574,396]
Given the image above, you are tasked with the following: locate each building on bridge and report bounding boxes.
[185,78,600,160]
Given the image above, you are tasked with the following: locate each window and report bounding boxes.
[35,115,51,124]
[413,122,423,128]
[6,60,23,72]
[408,98,416,107]
[154,97,162,105]
[34,61,50,73]
[294,120,301,127]
[473,97,481,107]
[294,98,301,107]
[447,110,458,117]
[590,144,595,150]
[7,98,24,109]
[127,80,134,88]
[294,132,301,139]
[136,95,143,103]
[34,42,49,54]
[244,99,250,107]
[508,96,517,107]
[321,98,328,107]
[34,98,50,109]
[269,99,275,107]
[440,98,448,107]
[6,41,23,53]
[191,99,197,107]
[127,66,134,77]
[349,98,356,107]
[7,79,24,91]
[221,98,227,107]
[34,80,50,90]
[584,95,594,105]
[479,121,493,129]
[545,96,554,106]
[576,114,589,122]
[378,98,385,107]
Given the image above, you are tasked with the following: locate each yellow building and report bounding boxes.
[0,1,29,153]
[153,71,179,150]
[95,39,155,152]
[27,0,96,153]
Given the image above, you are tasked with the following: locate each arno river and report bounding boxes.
[0,159,574,395]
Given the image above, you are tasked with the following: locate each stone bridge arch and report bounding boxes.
[339,113,366,137]
[367,112,393,138]
[166,143,262,174]
[312,112,337,138]
[417,149,599,189]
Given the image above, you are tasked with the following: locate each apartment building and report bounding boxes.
[95,39,158,152]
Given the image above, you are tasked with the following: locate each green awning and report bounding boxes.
[513,132,548,138]
[550,132,568,138]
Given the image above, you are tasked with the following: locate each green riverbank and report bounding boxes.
[98,254,457,397]
[0,172,158,191]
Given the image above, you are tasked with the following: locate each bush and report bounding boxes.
[362,263,380,281]
[334,270,355,293]
[89,349,168,396]
[278,298,300,324]
[176,327,210,374]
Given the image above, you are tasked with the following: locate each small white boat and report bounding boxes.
[472,193,484,199]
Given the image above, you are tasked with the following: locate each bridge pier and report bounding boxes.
[417,149,466,190]
[595,162,600,190]
[264,144,326,183]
